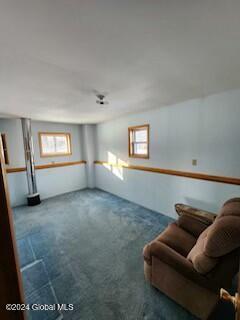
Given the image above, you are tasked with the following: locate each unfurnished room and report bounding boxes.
[0,1,240,320]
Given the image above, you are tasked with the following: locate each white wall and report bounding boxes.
[1,89,240,214]
[82,124,96,188]
[95,89,240,217]
[31,121,84,164]
[7,172,29,207]
[0,118,25,167]
[0,119,87,206]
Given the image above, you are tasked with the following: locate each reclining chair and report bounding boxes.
[143,198,240,319]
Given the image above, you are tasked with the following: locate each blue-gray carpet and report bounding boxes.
[13,189,233,320]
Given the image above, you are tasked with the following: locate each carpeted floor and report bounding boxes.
[13,189,233,320]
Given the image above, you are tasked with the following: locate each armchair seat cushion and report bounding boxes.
[155,222,196,257]
[145,240,221,292]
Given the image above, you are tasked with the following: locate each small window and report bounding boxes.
[1,133,10,165]
[39,132,72,157]
[128,125,149,158]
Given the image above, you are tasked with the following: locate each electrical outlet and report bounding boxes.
[192,159,197,166]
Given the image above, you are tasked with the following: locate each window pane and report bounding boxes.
[40,133,71,156]
[134,129,147,142]
[128,125,149,158]
[41,136,55,154]
[134,143,148,155]
[55,136,68,153]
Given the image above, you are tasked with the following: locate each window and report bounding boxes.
[128,125,149,158]
[1,133,10,165]
[39,132,72,157]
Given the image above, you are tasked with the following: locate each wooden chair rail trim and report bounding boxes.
[7,167,26,173]
[36,160,86,170]
[6,160,87,173]
[94,161,240,186]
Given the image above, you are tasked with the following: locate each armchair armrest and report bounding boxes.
[146,241,218,292]
[175,203,217,224]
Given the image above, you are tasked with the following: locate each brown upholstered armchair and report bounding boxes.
[143,198,240,320]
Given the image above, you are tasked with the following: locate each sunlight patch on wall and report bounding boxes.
[103,162,112,170]
[101,152,129,181]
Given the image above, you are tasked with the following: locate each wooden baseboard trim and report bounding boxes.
[6,160,87,173]
[94,161,240,186]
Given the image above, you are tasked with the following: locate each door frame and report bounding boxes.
[237,267,240,320]
[0,138,26,319]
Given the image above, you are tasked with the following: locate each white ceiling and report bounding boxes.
[1,0,240,123]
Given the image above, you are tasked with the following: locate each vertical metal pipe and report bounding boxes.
[21,118,40,205]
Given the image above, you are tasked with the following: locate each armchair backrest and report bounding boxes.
[204,198,240,258]
[187,198,240,274]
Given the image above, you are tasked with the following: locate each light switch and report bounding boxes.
[192,159,197,166]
